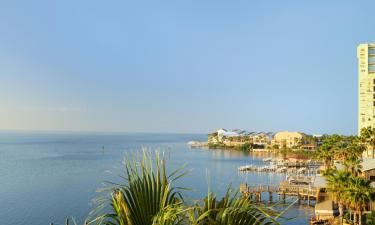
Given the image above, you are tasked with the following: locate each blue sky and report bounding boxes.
[1,1,375,134]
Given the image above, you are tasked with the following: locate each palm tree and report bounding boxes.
[88,151,282,225]
[324,169,351,225]
[315,137,336,169]
[190,188,279,225]
[88,151,188,225]
[344,176,375,225]
[343,155,362,176]
[360,126,375,158]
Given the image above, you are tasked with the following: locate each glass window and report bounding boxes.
[369,49,375,55]
[370,65,375,72]
[369,57,375,63]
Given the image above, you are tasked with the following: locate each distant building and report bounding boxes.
[208,128,227,143]
[208,129,315,150]
[358,42,375,158]
[250,132,273,146]
[358,42,375,134]
[272,131,304,148]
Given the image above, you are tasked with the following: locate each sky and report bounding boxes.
[1,1,375,135]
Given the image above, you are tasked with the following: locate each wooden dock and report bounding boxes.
[240,182,319,205]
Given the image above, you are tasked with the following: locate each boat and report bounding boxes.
[187,141,208,148]
[262,157,273,162]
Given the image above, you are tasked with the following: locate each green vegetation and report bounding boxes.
[325,169,375,225]
[316,127,375,225]
[360,127,375,158]
[208,143,227,149]
[88,151,286,225]
[367,211,375,225]
[315,134,362,169]
[277,148,315,159]
[208,142,259,152]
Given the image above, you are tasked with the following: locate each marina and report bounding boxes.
[238,158,320,175]
[240,175,321,206]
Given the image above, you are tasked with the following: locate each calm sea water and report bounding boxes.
[0,132,313,225]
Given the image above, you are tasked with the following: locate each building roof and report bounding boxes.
[243,131,255,136]
[315,200,338,215]
[221,131,240,137]
[362,158,375,171]
[313,176,327,188]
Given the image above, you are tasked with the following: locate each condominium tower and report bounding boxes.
[358,42,375,135]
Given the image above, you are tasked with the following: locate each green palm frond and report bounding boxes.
[191,187,279,225]
[88,150,287,225]
[88,150,188,225]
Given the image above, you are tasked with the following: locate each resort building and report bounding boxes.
[208,129,273,147]
[251,132,274,146]
[358,42,375,158]
[208,128,228,143]
[272,131,304,148]
[207,129,317,150]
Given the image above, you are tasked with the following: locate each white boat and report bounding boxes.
[263,157,273,162]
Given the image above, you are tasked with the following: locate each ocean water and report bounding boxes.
[0,132,313,225]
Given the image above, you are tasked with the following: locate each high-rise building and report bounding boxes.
[358,42,375,135]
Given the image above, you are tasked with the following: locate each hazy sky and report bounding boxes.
[1,1,375,134]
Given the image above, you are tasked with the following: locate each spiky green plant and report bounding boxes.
[88,150,286,225]
[190,188,279,225]
[88,151,188,225]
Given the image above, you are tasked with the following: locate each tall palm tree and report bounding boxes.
[344,176,375,225]
[360,126,375,158]
[343,155,362,176]
[315,139,336,169]
[325,169,351,225]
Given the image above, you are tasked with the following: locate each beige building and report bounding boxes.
[358,42,375,158]
[358,42,375,135]
[272,131,304,148]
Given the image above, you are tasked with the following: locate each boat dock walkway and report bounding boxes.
[240,182,319,205]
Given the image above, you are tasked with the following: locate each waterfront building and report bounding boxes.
[251,132,273,145]
[362,158,375,211]
[362,158,375,183]
[358,42,375,158]
[272,131,304,148]
[208,128,227,143]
